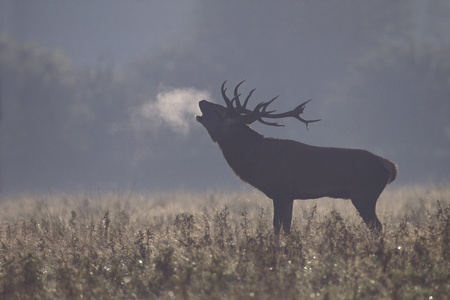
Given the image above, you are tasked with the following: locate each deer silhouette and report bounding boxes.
[196,81,397,233]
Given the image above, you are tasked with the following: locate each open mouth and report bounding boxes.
[196,101,206,122]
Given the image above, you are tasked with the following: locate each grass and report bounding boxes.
[0,186,449,299]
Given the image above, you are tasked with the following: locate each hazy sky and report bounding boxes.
[1,1,449,195]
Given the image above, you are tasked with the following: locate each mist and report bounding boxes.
[130,86,208,137]
[1,1,449,196]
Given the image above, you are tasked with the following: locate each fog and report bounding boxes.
[1,1,449,195]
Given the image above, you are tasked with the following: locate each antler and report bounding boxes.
[221,81,241,112]
[221,80,321,129]
[257,99,322,129]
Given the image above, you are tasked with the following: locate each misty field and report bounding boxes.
[0,186,449,299]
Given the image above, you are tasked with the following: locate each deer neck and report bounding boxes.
[216,125,266,183]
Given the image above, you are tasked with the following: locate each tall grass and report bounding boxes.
[0,186,449,299]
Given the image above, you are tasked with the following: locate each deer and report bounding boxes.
[196,80,398,234]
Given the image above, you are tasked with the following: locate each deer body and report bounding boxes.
[197,82,397,233]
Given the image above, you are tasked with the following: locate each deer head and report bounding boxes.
[196,80,321,142]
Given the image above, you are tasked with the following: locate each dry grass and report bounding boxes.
[0,185,449,299]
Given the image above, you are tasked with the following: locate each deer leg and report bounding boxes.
[273,199,294,234]
[282,200,294,234]
[272,199,283,234]
[351,194,382,233]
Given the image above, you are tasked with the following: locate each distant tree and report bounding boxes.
[0,36,134,193]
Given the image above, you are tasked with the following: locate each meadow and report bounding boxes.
[0,186,449,299]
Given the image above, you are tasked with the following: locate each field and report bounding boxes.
[0,186,449,299]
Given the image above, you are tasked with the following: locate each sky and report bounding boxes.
[1,1,450,196]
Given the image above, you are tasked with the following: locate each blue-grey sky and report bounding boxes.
[1,1,449,195]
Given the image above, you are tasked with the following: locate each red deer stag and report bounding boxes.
[196,80,398,234]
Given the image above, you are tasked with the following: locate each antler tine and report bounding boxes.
[296,99,313,114]
[242,88,256,111]
[233,80,255,113]
[259,96,279,114]
[287,99,322,129]
[221,80,234,109]
[233,80,246,103]
[294,100,322,128]
[256,118,283,127]
[296,116,321,129]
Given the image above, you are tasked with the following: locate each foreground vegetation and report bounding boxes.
[0,186,449,299]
